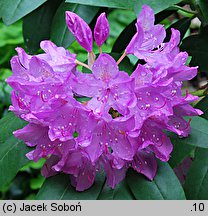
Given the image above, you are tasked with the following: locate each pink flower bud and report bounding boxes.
[94,12,109,47]
[66,11,93,52]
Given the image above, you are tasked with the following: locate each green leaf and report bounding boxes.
[20,158,46,172]
[0,112,30,190]
[51,2,99,48]
[1,0,47,25]
[0,69,12,81]
[66,0,181,14]
[36,172,105,200]
[0,21,23,47]
[0,80,12,107]
[133,0,182,15]
[196,0,208,24]
[0,0,4,18]
[184,148,208,199]
[195,95,208,120]
[30,174,45,190]
[112,19,136,53]
[165,17,191,42]
[127,161,186,200]
[66,0,135,10]
[169,138,195,168]
[168,116,208,148]
[98,179,134,200]
[181,33,208,72]
[23,0,62,54]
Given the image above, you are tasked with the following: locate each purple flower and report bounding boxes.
[7,41,77,123]
[7,5,202,191]
[53,149,97,191]
[73,53,136,118]
[126,5,166,61]
[14,123,75,162]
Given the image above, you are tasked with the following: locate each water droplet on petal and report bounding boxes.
[171,89,176,96]
[146,91,151,96]
[145,104,150,109]
[137,97,142,101]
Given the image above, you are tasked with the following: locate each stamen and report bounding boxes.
[104,144,108,154]
[119,130,125,135]
[155,134,165,147]
[116,52,127,65]
[185,89,189,99]
[153,98,167,109]
[184,118,192,130]
[42,148,47,158]
[87,172,95,184]
[40,91,48,102]
[44,163,49,172]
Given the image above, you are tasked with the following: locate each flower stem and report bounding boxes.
[171,5,198,15]
[117,52,127,65]
[75,60,91,70]
[98,46,102,54]
[89,51,95,63]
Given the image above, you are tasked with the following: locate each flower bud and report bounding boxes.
[94,12,109,47]
[66,11,93,52]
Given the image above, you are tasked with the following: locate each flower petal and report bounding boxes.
[132,151,157,180]
[92,53,119,81]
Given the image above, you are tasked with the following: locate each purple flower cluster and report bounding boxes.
[7,5,202,191]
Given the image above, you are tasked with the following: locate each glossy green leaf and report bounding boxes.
[0,0,4,18]
[36,172,105,200]
[66,0,181,14]
[133,0,182,15]
[181,33,208,72]
[1,0,47,25]
[112,19,136,53]
[169,116,208,148]
[0,112,30,190]
[184,148,208,199]
[195,95,208,120]
[66,0,135,10]
[23,0,62,54]
[196,0,208,24]
[169,138,195,168]
[98,179,134,200]
[51,2,99,48]
[127,161,186,200]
